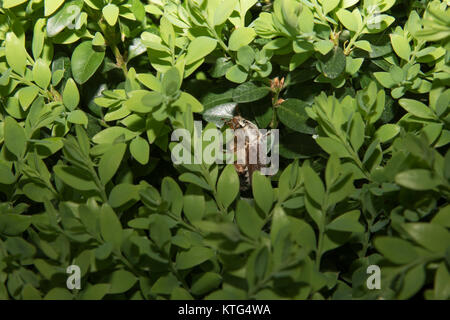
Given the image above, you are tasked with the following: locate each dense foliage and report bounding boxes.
[0,0,449,300]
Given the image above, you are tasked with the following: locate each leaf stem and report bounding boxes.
[97,20,128,77]
[315,223,325,271]
[201,164,227,213]
[343,16,367,55]
[206,22,234,59]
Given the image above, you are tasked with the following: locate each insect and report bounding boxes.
[225,114,272,192]
[203,103,277,191]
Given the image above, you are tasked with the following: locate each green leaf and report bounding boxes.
[225,65,248,83]
[4,117,27,158]
[314,40,334,55]
[354,40,372,52]
[202,102,237,126]
[150,274,178,295]
[33,59,51,89]
[32,19,46,60]
[0,164,16,184]
[44,0,65,16]
[374,72,395,88]
[54,165,97,191]
[362,140,382,173]
[432,205,450,228]
[252,171,274,214]
[398,264,425,299]
[136,73,161,91]
[67,110,88,126]
[3,0,27,8]
[210,57,234,78]
[395,169,440,191]
[100,205,123,251]
[172,92,204,113]
[345,56,363,75]
[71,41,105,84]
[336,9,358,32]
[34,259,62,280]
[232,82,270,103]
[392,85,405,98]
[179,173,211,191]
[176,246,215,270]
[44,288,73,300]
[403,223,450,253]
[240,0,257,17]
[303,165,325,205]
[375,124,400,143]
[160,16,175,50]
[0,214,30,236]
[191,272,222,296]
[5,237,36,260]
[103,4,119,26]
[109,183,140,208]
[95,242,113,260]
[399,99,435,120]
[228,27,256,51]
[22,284,42,300]
[62,78,80,111]
[321,46,346,79]
[185,37,218,65]
[290,52,313,70]
[126,90,161,113]
[80,284,110,300]
[237,45,255,69]
[161,177,183,216]
[130,136,150,165]
[5,32,28,76]
[162,67,182,97]
[130,0,146,21]
[390,65,405,83]
[434,263,450,300]
[247,246,269,287]
[92,32,106,46]
[279,0,302,31]
[18,86,39,111]
[349,113,365,152]
[390,34,411,61]
[270,205,289,243]
[149,214,172,253]
[323,0,340,15]
[92,126,137,144]
[183,185,205,223]
[46,0,83,37]
[325,154,341,188]
[216,165,239,209]
[290,217,316,253]
[214,0,238,25]
[108,269,137,294]
[316,137,350,158]
[99,143,127,184]
[374,237,418,264]
[236,200,263,239]
[327,210,365,233]
[445,150,450,182]
[277,99,315,134]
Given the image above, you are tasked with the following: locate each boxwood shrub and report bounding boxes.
[0,0,449,300]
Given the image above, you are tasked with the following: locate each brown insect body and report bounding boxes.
[226,115,264,192]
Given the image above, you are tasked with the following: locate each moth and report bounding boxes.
[203,103,278,191]
[225,115,272,192]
